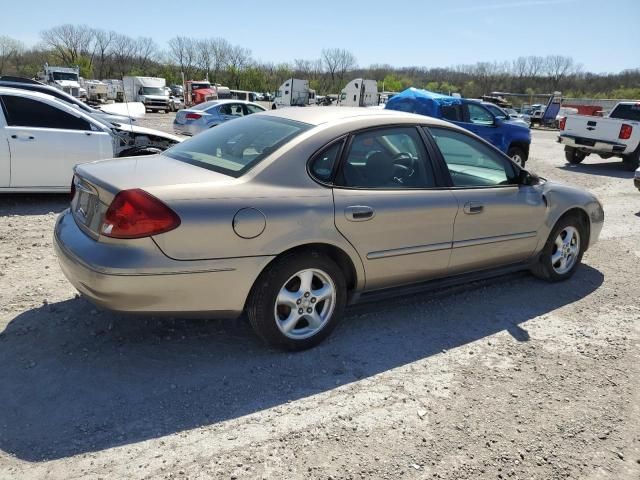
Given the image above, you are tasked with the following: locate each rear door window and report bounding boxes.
[1,95,92,130]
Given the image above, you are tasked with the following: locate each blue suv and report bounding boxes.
[386,88,531,167]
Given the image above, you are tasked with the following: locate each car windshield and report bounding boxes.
[609,104,640,122]
[52,72,78,81]
[141,87,165,95]
[164,116,311,177]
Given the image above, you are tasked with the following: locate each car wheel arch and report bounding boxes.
[244,242,363,310]
[549,207,591,251]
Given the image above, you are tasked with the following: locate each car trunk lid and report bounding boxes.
[72,154,237,238]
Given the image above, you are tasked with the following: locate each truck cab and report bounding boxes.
[123,76,170,113]
[338,78,379,107]
[272,79,310,109]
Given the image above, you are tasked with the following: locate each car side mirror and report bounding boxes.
[519,169,539,186]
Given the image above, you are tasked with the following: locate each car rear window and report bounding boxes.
[609,104,640,122]
[164,115,311,177]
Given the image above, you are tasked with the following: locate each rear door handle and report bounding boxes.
[10,134,35,140]
[345,205,375,222]
[463,202,484,214]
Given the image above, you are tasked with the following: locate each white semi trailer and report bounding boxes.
[339,78,379,107]
[123,76,170,113]
[272,78,311,109]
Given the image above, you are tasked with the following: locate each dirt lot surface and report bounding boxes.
[0,114,638,479]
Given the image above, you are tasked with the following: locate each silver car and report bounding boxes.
[55,108,604,350]
[173,99,266,136]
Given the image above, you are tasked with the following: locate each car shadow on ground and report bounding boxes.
[0,265,603,462]
[557,161,635,179]
[0,194,69,217]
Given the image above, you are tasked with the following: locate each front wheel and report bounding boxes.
[565,146,586,164]
[247,251,347,350]
[531,215,586,282]
[507,146,527,167]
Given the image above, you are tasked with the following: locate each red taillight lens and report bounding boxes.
[185,113,202,120]
[559,116,567,131]
[101,189,180,239]
[619,124,632,140]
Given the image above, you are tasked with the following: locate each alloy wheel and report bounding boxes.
[274,268,336,340]
[551,226,580,274]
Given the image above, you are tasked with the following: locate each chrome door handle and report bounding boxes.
[345,205,375,222]
[463,202,484,214]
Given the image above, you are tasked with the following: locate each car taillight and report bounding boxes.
[619,124,632,140]
[101,189,180,239]
[559,117,567,131]
[185,113,202,120]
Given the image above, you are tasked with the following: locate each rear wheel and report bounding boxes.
[622,149,640,171]
[247,251,346,350]
[531,215,586,282]
[507,146,527,167]
[565,146,586,165]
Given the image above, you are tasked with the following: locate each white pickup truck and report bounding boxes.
[558,102,640,171]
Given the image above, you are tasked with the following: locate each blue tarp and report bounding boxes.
[385,88,462,118]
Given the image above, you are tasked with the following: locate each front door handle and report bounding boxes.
[10,134,35,140]
[463,202,484,214]
[345,205,375,222]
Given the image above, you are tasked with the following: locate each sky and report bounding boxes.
[2,0,638,74]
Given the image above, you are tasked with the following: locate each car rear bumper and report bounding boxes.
[172,123,202,136]
[54,209,274,317]
[558,134,629,154]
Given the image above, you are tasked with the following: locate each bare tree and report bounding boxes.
[92,29,115,79]
[545,55,576,90]
[135,37,158,70]
[168,36,198,79]
[209,38,231,83]
[110,33,136,77]
[226,45,252,88]
[40,24,95,65]
[322,48,356,90]
[0,35,23,74]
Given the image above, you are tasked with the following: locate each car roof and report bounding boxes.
[259,106,454,127]
[0,86,60,101]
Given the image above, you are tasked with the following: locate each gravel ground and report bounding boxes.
[0,114,638,479]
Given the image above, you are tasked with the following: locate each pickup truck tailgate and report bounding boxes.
[562,115,622,143]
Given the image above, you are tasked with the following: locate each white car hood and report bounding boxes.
[113,123,182,143]
[99,102,146,118]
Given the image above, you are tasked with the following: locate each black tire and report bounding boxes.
[564,146,586,164]
[507,146,527,168]
[530,214,586,282]
[247,250,347,350]
[622,149,640,171]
